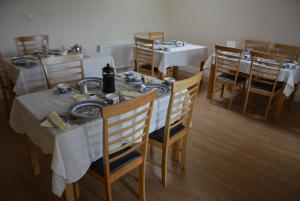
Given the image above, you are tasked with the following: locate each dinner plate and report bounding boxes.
[138,84,169,95]
[78,78,102,91]
[12,59,38,68]
[69,100,105,120]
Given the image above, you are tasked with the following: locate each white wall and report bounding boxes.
[0,0,169,56]
[167,0,300,54]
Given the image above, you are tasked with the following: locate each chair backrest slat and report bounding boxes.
[41,54,84,88]
[149,32,165,42]
[245,39,269,52]
[15,35,49,56]
[274,43,300,61]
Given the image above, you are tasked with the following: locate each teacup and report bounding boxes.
[105,93,119,104]
[56,83,69,94]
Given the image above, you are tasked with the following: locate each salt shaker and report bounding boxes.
[81,83,88,94]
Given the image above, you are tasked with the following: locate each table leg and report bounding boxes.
[65,184,75,201]
[207,64,215,99]
[274,87,286,121]
[173,66,179,80]
[25,135,40,176]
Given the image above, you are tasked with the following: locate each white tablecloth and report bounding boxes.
[203,54,300,97]
[9,77,174,197]
[2,55,115,96]
[130,43,208,75]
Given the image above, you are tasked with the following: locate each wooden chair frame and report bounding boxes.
[211,45,245,109]
[135,37,161,78]
[274,43,300,61]
[149,72,203,187]
[0,58,14,115]
[15,35,49,56]
[149,32,165,42]
[41,54,84,88]
[245,39,269,52]
[79,90,157,201]
[243,51,285,120]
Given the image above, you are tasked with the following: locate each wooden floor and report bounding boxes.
[1,72,300,201]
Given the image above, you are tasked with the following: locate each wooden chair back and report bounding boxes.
[249,51,284,93]
[245,40,269,52]
[274,43,300,61]
[215,45,243,82]
[15,35,49,56]
[0,58,14,110]
[101,90,157,180]
[163,72,203,143]
[41,54,84,88]
[135,37,155,76]
[149,32,165,42]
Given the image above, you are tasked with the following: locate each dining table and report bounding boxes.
[9,72,184,201]
[1,55,115,96]
[129,42,208,76]
[203,53,300,119]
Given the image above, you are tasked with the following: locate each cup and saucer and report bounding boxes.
[56,83,71,94]
[105,93,120,105]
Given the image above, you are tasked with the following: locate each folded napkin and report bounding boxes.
[120,91,143,98]
[40,111,69,131]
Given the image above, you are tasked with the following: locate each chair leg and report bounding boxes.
[161,146,169,187]
[104,177,113,201]
[139,163,146,201]
[181,135,188,170]
[264,96,273,120]
[243,91,250,115]
[220,84,225,98]
[74,182,80,199]
[228,87,235,109]
[171,141,180,162]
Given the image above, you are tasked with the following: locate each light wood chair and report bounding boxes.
[211,45,247,109]
[149,32,165,42]
[243,51,285,120]
[41,54,84,88]
[78,90,157,201]
[274,43,300,61]
[135,37,161,79]
[15,35,49,56]
[0,57,14,115]
[148,72,203,187]
[245,39,269,52]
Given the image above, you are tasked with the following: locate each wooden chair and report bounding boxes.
[41,54,84,88]
[135,37,161,79]
[211,45,247,109]
[0,57,14,115]
[149,32,165,42]
[274,43,300,61]
[245,39,269,52]
[15,35,49,56]
[148,72,203,187]
[78,90,157,201]
[243,51,285,120]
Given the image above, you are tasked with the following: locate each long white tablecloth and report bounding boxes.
[2,55,115,96]
[9,77,173,197]
[130,43,208,75]
[203,54,300,97]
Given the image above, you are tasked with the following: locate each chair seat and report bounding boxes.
[217,73,247,83]
[149,124,185,143]
[140,64,159,72]
[251,81,282,93]
[89,147,140,177]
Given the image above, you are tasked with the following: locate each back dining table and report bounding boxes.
[9,72,183,201]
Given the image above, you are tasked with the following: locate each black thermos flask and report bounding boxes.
[102,63,115,93]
